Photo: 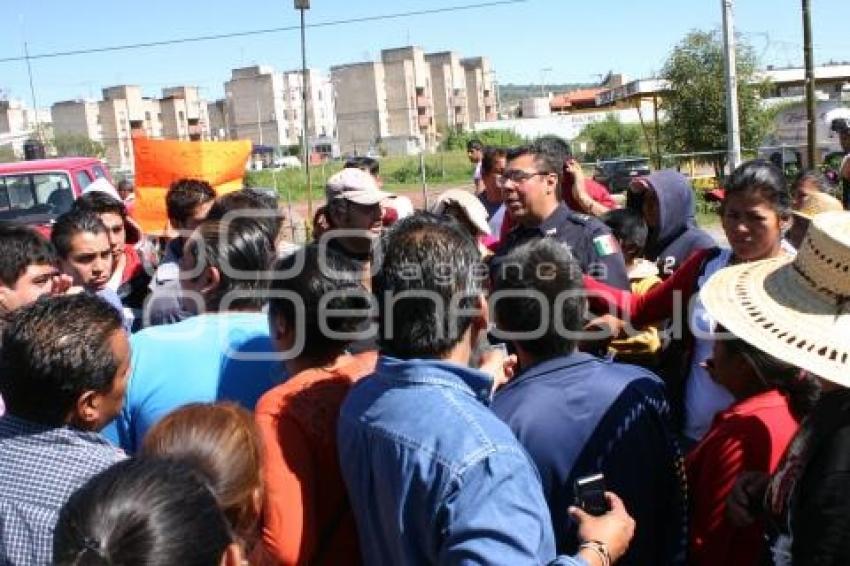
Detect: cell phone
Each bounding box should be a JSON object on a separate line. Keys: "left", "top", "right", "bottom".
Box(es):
{"left": 574, "top": 473, "right": 609, "bottom": 516}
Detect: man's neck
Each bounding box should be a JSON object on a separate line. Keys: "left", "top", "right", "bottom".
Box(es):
{"left": 285, "top": 349, "right": 349, "bottom": 377}
{"left": 521, "top": 201, "right": 559, "bottom": 228}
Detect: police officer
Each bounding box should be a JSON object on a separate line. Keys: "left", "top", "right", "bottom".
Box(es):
{"left": 492, "top": 143, "right": 630, "bottom": 290}
{"left": 832, "top": 118, "right": 850, "bottom": 209}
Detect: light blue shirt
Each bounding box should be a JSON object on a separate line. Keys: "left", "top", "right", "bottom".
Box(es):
{"left": 103, "top": 312, "right": 282, "bottom": 452}
{"left": 338, "top": 356, "right": 586, "bottom": 566}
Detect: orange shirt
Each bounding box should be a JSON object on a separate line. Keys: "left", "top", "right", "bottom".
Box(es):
{"left": 255, "top": 351, "right": 377, "bottom": 566}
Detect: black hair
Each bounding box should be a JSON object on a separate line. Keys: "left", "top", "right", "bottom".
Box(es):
{"left": 184, "top": 218, "right": 275, "bottom": 311}
{"left": 534, "top": 135, "right": 572, "bottom": 164}
{"left": 721, "top": 159, "right": 791, "bottom": 218}
{"left": 506, "top": 142, "right": 564, "bottom": 185}
{"left": 792, "top": 169, "right": 834, "bottom": 196}
{"left": 207, "top": 189, "right": 282, "bottom": 245}
{"left": 373, "top": 212, "right": 484, "bottom": 359}
{"left": 51, "top": 209, "right": 108, "bottom": 259}
{"left": 491, "top": 238, "right": 584, "bottom": 360}
{"left": 54, "top": 458, "right": 233, "bottom": 566}
{"left": 73, "top": 191, "right": 127, "bottom": 219}
{"left": 723, "top": 333, "right": 820, "bottom": 420}
{"left": 166, "top": 178, "right": 216, "bottom": 225}
{"left": 344, "top": 156, "right": 380, "bottom": 177}
{"left": 600, "top": 208, "right": 648, "bottom": 254}
{"left": 466, "top": 139, "right": 483, "bottom": 152}
{"left": 117, "top": 179, "right": 133, "bottom": 191}
{"left": 0, "top": 224, "right": 57, "bottom": 287}
{"left": 480, "top": 147, "right": 507, "bottom": 176}
{"left": 0, "top": 294, "right": 123, "bottom": 425}
{"left": 268, "top": 244, "right": 370, "bottom": 361}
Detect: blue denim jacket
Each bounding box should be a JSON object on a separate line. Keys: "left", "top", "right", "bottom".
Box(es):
{"left": 338, "top": 356, "right": 585, "bottom": 565}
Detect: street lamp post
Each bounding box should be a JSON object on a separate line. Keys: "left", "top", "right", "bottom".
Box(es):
{"left": 295, "top": 0, "right": 312, "bottom": 220}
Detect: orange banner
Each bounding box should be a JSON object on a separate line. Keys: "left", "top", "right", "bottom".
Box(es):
{"left": 131, "top": 138, "right": 252, "bottom": 234}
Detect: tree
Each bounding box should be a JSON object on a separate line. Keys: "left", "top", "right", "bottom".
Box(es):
{"left": 576, "top": 115, "right": 645, "bottom": 160}
{"left": 50, "top": 134, "right": 105, "bottom": 158}
{"left": 440, "top": 127, "right": 525, "bottom": 151}
{"left": 661, "top": 30, "right": 771, "bottom": 176}
{"left": 0, "top": 145, "right": 17, "bottom": 163}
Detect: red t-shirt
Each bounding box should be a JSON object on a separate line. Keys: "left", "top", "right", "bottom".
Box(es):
{"left": 563, "top": 178, "right": 619, "bottom": 211}
{"left": 254, "top": 351, "right": 378, "bottom": 566}
{"left": 685, "top": 389, "right": 800, "bottom": 566}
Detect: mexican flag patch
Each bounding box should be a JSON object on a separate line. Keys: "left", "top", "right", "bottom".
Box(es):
{"left": 592, "top": 234, "right": 619, "bottom": 257}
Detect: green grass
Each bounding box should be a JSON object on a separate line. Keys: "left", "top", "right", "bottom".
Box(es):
{"left": 245, "top": 151, "right": 476, "bottom": 203}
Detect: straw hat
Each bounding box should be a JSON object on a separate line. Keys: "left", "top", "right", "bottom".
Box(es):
{"left": 700, "top": 211, "right": 850, "bottom": 387}
{"left": 793, "top": 191, "right": 843, "bottom": 220}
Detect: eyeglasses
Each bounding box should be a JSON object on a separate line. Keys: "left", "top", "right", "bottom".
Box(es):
{"left": 497, "top": 169, "right": 550, "bottom": 188}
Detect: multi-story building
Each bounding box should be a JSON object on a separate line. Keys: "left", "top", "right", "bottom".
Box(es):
{"left": 0, "top": 99, "right": 50, "bottom": 156}
{"left": 51, "top": 84, "right": 210, "bottom": 172}
{"left": 207, "top": 99, "right": 229, "bottom": 140}
{"left": 330, "top": 62, "right": 390, "bottom": 156}
{"left": 425, "top": 51, "right": 469, "bottom": 132}
{"left": 224, "top": 66, "right": 289, "bottom": 147}
{"left": 160, "top": 86, "right": 209, "bottom": 141}
{"left": 282, "top": 69, "right": 337, "bottom": 156}
{"left": 331, "top": 47, "right": 496, "bottom": 156}
{"left": 220, "top": 65, "right": 337, "bottom": 158}
{"left": 381, "top": 46, "right": 437, "bottom": 152}
{"left": 461, "top": 57, "right": 497, "bottom": 123}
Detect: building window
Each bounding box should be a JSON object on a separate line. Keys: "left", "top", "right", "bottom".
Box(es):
{"left": 178, "top": 111, "right": 185, "bottom": 122}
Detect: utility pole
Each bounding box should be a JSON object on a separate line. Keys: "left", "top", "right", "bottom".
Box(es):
{"left": 23, "top": 42, "right": 41, "bottom": 143}
{"left": 802, "top": 0, "right": 817, "bottom": 167}
{"left": 721, "top": 0, "right": 742, "bottom": 172}
{"left": 295, "top": 0, "right": 312, "bottom": 218}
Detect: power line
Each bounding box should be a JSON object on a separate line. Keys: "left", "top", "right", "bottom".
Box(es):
{"left": 0, "top": 0, "right": 527, "bottom": 64}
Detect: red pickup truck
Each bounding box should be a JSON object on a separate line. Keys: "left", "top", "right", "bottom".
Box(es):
{"left": 0, "top": 157, "right": 113, "bottom": 230}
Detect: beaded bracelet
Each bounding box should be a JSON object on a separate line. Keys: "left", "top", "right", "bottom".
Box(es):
{"left": 578, "top": 540, "right": 611, "bottom": 566}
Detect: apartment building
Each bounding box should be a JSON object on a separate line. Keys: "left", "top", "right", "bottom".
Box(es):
{"left": 461, "top": 57, "right": 497, "bottom": 123}
{"left": 331, "top": 47, "right": 495, "bottom": 156}
{"left": 425, "top": 51, "right": 469, "bottom": 131}
{"left": 0, "top": 99, "right": 49, "bottom": 156}
{"left": 160, "top": 86, "right": 209, "bottom": 141}
{"left": 331, "top": 62, "right": 390, "bottom": 156}
{"left": 51, "top": 85, "right": 210, "bottom": 172}
{"left": 224, "top": 66, "right": 289, "bottom": 146}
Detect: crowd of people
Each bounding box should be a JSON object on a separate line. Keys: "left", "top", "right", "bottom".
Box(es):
{"left": 1, "top": 136, "right": 850, "bottom": 566}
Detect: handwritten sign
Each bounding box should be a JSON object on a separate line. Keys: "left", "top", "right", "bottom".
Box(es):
{"left": 131, "top": 138, "right": 252, "bottom": 234}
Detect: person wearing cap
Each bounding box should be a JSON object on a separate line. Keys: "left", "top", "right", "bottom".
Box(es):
{"left": 702, "top": 211, "right": 850, "bottom": 564}
{"left": 322, "top": 168, "right": 392, "bottom": 279}
{"left": 430, "top": 188, "right": 493, "bottom": 258}
{"left": 787, "top": 189, "right": 843, "bottom": 249}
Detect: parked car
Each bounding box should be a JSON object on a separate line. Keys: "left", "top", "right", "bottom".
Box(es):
{"left": 592, "top": 157, "right": 651, "bottom": 193}
{"left": 0, "top": 157, "right": 113, "bottom": 230}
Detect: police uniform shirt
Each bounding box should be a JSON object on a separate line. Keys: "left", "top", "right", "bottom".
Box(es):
{"left": 493, "top": 203, "right": 630, "bottom": 290}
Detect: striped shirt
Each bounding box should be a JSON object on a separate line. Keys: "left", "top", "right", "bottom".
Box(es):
{"left": 0, "top": 415, "right": 125, "bottom": 565}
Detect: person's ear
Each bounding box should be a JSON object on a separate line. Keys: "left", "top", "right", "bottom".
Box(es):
{"left": 198, "top": 266, "right": 221, "bottom": 297}
{"left": 0, "top": 285, "right": 13, "bottom": 313}
{"left": 219, "top": 542, "right": 244, "bottom": 566}
{"left": 73, "top": 390, "right": 101, "bottom": 430}
{"left": 473, "top": 293, "right": 489, "bottom": 334}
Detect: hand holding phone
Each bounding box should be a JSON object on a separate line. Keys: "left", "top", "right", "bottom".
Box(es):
{"left": 574, "top": 474, "right": 610, "bottom": 516}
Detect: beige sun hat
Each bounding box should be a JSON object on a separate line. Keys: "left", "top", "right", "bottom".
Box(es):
{"left": 700, "top": 211, "right": 850, "bottom": 386}
{"left": 793, "top": 191, "right": 843, "bottom": 220}
{"left": 430, "top": 189, "right": 492, "bottom": 236}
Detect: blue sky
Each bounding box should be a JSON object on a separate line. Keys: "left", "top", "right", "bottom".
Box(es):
{"left": 1, "top": 0, "right": 847, "bottom": 108}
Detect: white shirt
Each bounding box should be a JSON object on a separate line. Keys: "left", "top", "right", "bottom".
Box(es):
{"left": 683, "top": 249, "right": 736, "bottom": 441}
